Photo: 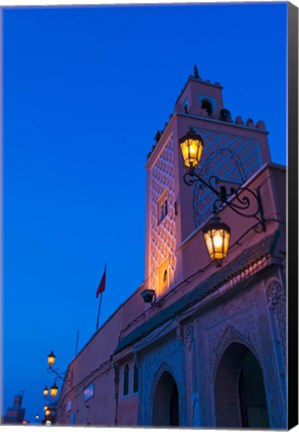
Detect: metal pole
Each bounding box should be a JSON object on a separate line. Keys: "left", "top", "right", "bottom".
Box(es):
{"left": 96, "top": 293, "right": 103, "bottom": 331}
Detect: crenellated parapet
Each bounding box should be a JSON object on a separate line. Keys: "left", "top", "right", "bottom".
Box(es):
{"left": 147, "top": 66, "right": 267, "bottom": 160}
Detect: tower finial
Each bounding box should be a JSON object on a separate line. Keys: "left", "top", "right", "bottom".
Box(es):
{"left": 193, "top": 64, "right": 199, "bottom": 79}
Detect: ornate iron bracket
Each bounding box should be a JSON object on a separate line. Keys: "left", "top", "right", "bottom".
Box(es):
{"left": 47, "top": 366, "right": 73, "bottom": 384}
{"left": 183, "top": 170, "right": 266, "bottom": 232}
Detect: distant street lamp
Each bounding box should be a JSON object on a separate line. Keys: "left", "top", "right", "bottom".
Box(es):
{"left": 179, "top": 127, "right": 266, "bottom": 266}
{"left": 41, "top": 350, "right": 72, "bottom": 424}
{"left": 49, "top": 382, "right": 59, "bottom": 399}
{"left": 46, "top": 350, "right": 73, "bottom": 382}
{"left": 43, "top": 350, "right": 73, "bottom": 402}
{"left": 47, "top": 351, "right": 56, "bottom": 368}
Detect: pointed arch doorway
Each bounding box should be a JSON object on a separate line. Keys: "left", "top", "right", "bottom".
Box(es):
{"left": 215, "top": 342, "right": 270, "bottom": 428}
{"left": 152, "top": 371, "right": 179, "bottom": 426}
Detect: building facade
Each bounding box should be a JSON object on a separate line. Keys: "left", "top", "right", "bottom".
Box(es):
{"left": 56, "top": 69, "right": 286, "bottom": 429}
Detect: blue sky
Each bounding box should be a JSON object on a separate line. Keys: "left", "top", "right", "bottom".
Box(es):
{"left": 3, "top": 2, "right": 287, "bottom": 423}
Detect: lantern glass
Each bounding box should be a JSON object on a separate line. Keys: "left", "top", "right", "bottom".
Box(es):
{"left": 43, "top": 387, "right": 49, "bottom": 397}
{"left": 47, "top": 350, "right": 56, "bottom": 368}
{"left": 50, "top": 383, "right": 58, "bottom": 399}
{"left": 44, "top": 405, "right": 48, "bottom": 412}
{"left": 179, "top": 129, "right": 204, "bottom": 169}
{"left": 45, "top": 409, "right": 51, "bottom": 416}
{"left": 203, "top": 216, "right": 231, "bottom": 266}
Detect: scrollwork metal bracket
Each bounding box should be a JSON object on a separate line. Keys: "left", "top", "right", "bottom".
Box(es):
{"left": 47, "top": 366, "right": 73, "bottom": 384}
{"left": 183, "top": 170, "right": 266, "bottom": 232}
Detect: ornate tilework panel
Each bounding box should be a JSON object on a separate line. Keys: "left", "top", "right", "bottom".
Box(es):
{"left": 193, "top": 129, "right": 263, "bottom": 227}
{"left": 149, "top": 137, "right": 176, "bottom": 292}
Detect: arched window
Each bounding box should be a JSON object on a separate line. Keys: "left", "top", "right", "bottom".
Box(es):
{"left": 123, "top": 364, "right": 130, "bottom": 396}
{"left": 201, "top": 99, "right": 213, "bottom": 115}
{"left": 163, "top": 269, "right": 168, "bottom": 282}
{"left": 133, "top": 364, "right": 139, "bottom": 393}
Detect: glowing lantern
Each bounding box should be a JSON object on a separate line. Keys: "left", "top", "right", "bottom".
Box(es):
{"left": 50, "top": 383, "right": 58, "bottom": 399}
{"left": 203, "top": 215, "right": 231, "bottom": 267}
{"left": 179, "top": 128, "right": 204, "bottom": 169}
{"left": 43, "top": 387, "right": 49, "bottom": 397}
{"left": 47, "top": 350, "right": 56, "bottom": 368}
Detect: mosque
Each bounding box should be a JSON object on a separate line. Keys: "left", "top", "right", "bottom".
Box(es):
{"left": 55, "top": 67, "right": 286, "bottom": 429}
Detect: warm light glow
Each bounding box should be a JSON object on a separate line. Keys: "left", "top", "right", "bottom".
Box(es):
{"left": 43, "top": 386, "right": 49, "bottom": 397}
{"left": 44, "top": 405, "right": 49, "bottom": 411}
{"left": 203, "top": 216, "right": 231, "bottom": 266}
{"left": 50, "top": 383, "right": 58, "bottom": 398}
{"left": 45, "top": 409, "right": 51, "bottom": 416}
{"left": 35, "top": 414, "right": 39, "bottom": 420}
{"left": 47, "top": 350, "right": 56, "bottom": 368}
{"left": 158, "top": 260, "right": 170, "bottom": 297}
{"left": 213, "top": 233, "right": 223, "bottom": 249}
{"left": 179, "top": 128, "right": 204, "bottom": 169}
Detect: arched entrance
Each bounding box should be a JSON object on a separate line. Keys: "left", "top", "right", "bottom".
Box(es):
{"left": 215, "top": 342, "right": 269, "bottom": 428}
{"left": 153, "top": 371, "right": 179, "bottom": 426}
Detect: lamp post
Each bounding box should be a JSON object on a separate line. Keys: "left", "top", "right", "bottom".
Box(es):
{"left": 43, "top": 351, "right": 63, "bottom": 403}
{"left": 41, "top": 350, "right": 72, "bottom": 424}
{"left": 179, "top": 127, "right": 266, "bottom": 266}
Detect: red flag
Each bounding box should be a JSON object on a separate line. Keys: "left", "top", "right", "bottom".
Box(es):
{"left": 96, "top": 265, "right": 106, "bottom": 297}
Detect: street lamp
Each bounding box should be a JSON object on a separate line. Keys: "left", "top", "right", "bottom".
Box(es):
{"left": 47, "top": 350, "right": 73, "bottom": 383}
{"left": 41, "top": 350, "right": 67, "bottom": 424}
{"left": 203, "top": 215, "right": 231, "bottom": 267}
{"left": 43, "top": 350, "right": 73, "bottom": 406}
{"left": 49, "top": 382, "right": 59, "bottom": 399}
{"left": 179, "top": 127, "right": 266, "bottom": 266}
{"left": 47, "top": 350, "right": 56, "bottom": 368}
{"left": 179, "top": 128, "right": 204, "bottom": 169}
{"left": 42, "top": 401, "right": 57, "bottom": 424}
{"left": 43, "top": 383, "right": 58, "bottom": 398}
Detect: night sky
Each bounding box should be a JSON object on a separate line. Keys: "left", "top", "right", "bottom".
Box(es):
{"left": 3, "top": 2, "right": 287, "bottom": 423}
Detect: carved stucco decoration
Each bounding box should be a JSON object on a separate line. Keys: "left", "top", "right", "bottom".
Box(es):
{"left": 149, "top": 136, "right": 176, "bottom": 291}
{"left": 266, "top": 280, "right": 286, "bottom": 309}
{"left": 184, "top": 322, "right": 195, "bottom": 352}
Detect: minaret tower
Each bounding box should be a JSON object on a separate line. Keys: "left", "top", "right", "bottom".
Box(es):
{"left": 145, "top": 66, "right": 271, "bottom": 299}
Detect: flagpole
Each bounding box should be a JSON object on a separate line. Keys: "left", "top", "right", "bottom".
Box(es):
{"left": 96, "top": 292, "right": 103, "bottom": 331}
{"left": 74, "top": 330, "right": 80, "bottom": 356}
